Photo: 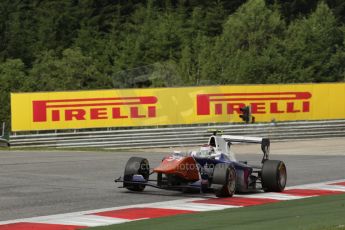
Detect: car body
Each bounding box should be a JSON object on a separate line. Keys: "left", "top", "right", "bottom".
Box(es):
{"left": 115, "top": 132, "right": 287, "bottom": 197}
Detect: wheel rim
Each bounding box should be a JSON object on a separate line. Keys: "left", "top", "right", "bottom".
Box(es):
{"left": 139, "top": 160, "right": 150, "bottom": 180}
{"left": 278, "top": 163, "right": 287, "bottom": 188}
{"left": 227, "top": 167, "right": 236, "bottom": 194}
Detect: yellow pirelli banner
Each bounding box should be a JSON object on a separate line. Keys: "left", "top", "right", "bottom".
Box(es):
{"left": 11, "top": 83, "right": 345, "bottom": 131}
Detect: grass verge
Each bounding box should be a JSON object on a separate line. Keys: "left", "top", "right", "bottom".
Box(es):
{"left": 89, "top": 194, "right": 345, "bottom": 230}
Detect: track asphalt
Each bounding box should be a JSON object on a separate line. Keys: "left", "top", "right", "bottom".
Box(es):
{"left": 0, "top": 137, "right": 344, "bottom": 222}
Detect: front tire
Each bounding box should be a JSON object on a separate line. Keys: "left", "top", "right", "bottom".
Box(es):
{"left": 123, "top": 157, "right": 150, "bottom": 192}
{"left": 261, "top": 160, "right": 287, "bottom": 192}
{"left": 212, "top": 163, "right": 236, "bottom": 197}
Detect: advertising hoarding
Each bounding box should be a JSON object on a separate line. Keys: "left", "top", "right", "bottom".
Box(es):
{"left": 11, "top": 83, "right": 345, "bottom": 131}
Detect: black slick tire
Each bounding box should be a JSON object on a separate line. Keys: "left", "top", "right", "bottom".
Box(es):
{"left": 123, "top": 157, "right": 150, "bottom": 192}
{"left": 212, "top": 163, "right": 236, "bottom": 197}
{"left": 261, "top": 160, "right": 287, "bottom": 192}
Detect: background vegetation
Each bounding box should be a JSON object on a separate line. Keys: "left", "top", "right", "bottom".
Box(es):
{"left": 1, "top": 0, "right": 345, "bottom": 129}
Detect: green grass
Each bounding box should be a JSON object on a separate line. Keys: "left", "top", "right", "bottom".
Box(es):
{"left": 89, "top": 194, "right": 345, "bottom": 230}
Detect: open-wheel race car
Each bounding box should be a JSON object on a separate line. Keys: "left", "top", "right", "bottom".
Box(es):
{"left": 115, "top": 131, "right": 287, "bottom": 197}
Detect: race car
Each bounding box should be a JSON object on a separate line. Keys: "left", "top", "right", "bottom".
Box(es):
{"left": 115, "top": 132, "right": 287, "bottom": 197}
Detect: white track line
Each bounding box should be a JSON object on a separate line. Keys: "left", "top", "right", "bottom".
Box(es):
{"left": 0, "top": 198, "right": 201, "bottom": 225}
{"left": 235, "top": 192, "right": 305, "bottom": 200}
{"left": 300, "top": 184, "right": 345, "bottom": 192}
{"left": 30, "top": 215, "right": 130, "bottom": 227}
{"left": 287, "top": 179, "right": 345, "bottom": 189}
{"left": 145, "top": 201, "right": 238, "bottom": 211}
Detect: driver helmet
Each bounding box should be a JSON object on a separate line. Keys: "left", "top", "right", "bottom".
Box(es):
{"left": 199, "top": 145, "right": 214, "bottom": 157}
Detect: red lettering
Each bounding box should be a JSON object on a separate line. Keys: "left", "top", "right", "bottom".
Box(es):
{"left": 227, "top": 103, "right": 246, "bottom": 114}
{"left": 32, "top": 101, "right": 47, "bottom": 122}
{"left": 130, "top": 107, "right": 145, "bottom": 118}
{"left": 148, "top": 106, "right": 156, "bottom": 117}
{"left": 52, "top": 110, "right": 60, "bottom": 121}
{"left": 90, "top": 108, "right": 108, "bottom": 120}
{"left": 32, "top": 96, "right": 157, "bottom": 122}
{"left": 250, "top": 103, "right": 266, "bottom": 114}
{"left": 303, "top": 101, "right": 310, "bottom": 112}
{"left": 287, "top": 102, "right": 300, "bottom": 113}
{"left": 270, "top": 103, "right": 284, "bottom": 113}
{"left": 196, "top": 92, "right": 312, "bottom": 116}
{"left": 197, "top": 94, "right": 211, "bottom": 115}
{"left": 65, "top": 109, "right": 86, "bottom": 121}
{"left": 112, "top": 108, "right": 128, "bottom": 119}
{"left": 215, "top": 104, "right": 223, "bottom": 115}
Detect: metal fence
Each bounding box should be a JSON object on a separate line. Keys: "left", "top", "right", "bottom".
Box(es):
{"left": 0, "top": 122, "right": 9, "bottom": 147}
{"left": 9, "top": 120, "right": 345, "bottom": 149}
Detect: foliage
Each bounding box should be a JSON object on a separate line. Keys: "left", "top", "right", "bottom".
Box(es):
{"left": 27, "top": 48, "right": 113, "bottom": 91}
{"left": 0, "top": 59, "right": 26, "bottom": 127}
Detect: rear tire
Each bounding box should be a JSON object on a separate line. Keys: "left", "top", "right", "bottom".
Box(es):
{"left": 261, "top": 160, "right": 287, "bottom": 192}
{"left": 212, "top": 163, "right": 236, "bottom": 197}
{"left": 123, "top": 157, "right": 150, "bottom": 192}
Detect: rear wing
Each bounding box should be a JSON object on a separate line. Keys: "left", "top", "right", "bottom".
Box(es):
{"left": 221, "top": 135, "right": 270, "bottom": 162}
{"left": 221, "top": 135, "right": 265, "bottom": 144}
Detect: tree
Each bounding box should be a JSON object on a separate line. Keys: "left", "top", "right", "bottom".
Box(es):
{"left": 266, "top": 0, "right": 319, "bottom": 22}
{"left": 209, "top": 0, "right": 286, "bottom": 84}
{"left": 33, "top": 0, "right": 81, "bottom": 53}
{"left": 326, "top": 0, "right": 345, "bottom": 24}
{"left": 282, "top": 2, "right": 344, "bottom": 82}
{"left": 1, "top": 1, "right": 37, "bottom": 66}
{"left": 27, "top": 48, "right": 113, "bottom": 91}
{"left": 0, "top": 59, "right": 26, "bottom": 129}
